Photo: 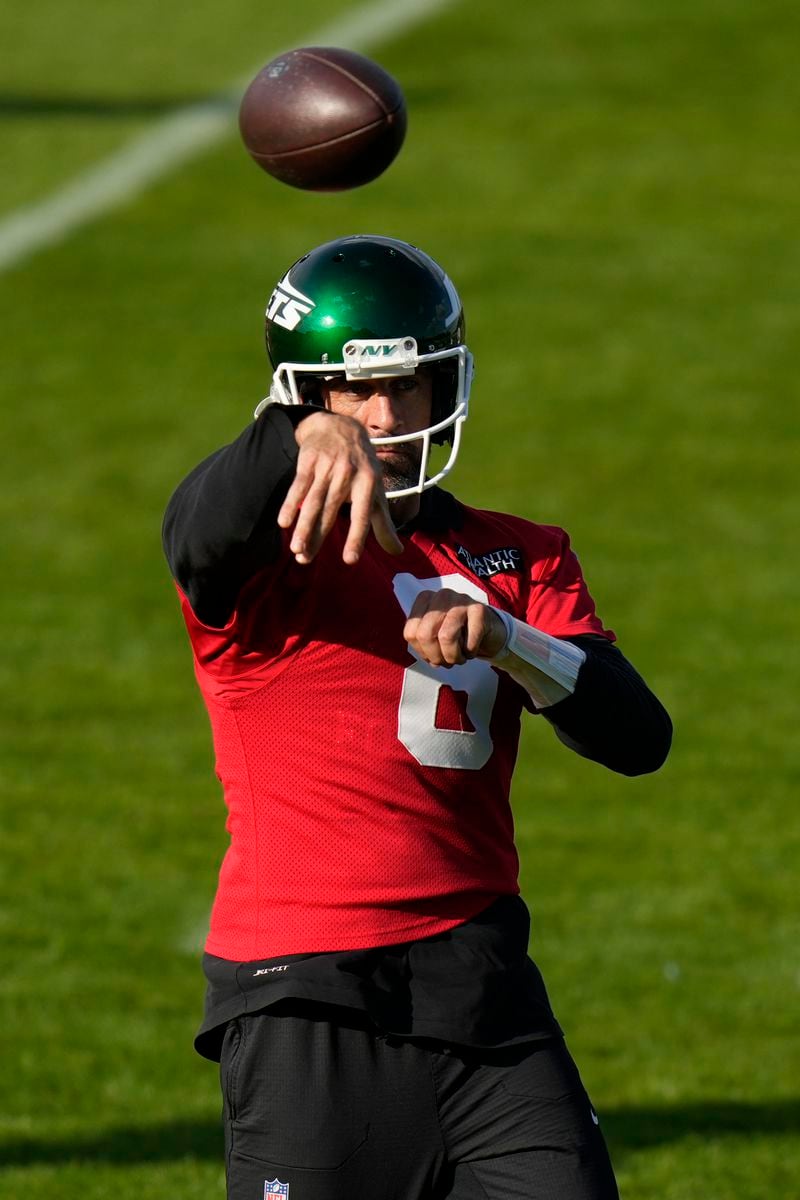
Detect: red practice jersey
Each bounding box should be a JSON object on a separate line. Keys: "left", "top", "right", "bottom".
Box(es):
{"left": 179, "top": 501, "right": 614, "bottom": 961}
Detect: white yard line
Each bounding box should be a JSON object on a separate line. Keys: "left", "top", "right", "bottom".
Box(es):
{"left": 0, "top": 0, "right": 459, "bottom": 274}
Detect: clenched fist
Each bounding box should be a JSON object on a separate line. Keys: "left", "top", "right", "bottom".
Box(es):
{"left": 403, "top": 588, "right": 507, "bottom": 667}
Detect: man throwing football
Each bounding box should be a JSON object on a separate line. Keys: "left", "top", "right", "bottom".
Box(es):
{"left": 164, "top": 234, "right": 672, "bottom": 1200}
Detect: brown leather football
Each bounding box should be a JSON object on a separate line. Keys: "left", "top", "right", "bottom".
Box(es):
{"left": 239, "top": 46, "right": 407, "bottom": 191}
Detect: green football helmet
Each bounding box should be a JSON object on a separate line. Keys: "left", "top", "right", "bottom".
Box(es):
{"left": 256, "top": 234, "right": 473, "bottom": 498}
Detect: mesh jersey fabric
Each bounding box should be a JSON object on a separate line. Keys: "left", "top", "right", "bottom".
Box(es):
{"left": 178, "top": 498, "right": 614, "bottom": 961}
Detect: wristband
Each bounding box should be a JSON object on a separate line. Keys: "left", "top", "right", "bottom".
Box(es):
{"left": 491, "top": 610, "right": 586, "bottom": 709}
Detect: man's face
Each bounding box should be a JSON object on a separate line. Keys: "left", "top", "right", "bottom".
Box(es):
{"left": 321, "top": 370, "right": 434, "bottom": 497}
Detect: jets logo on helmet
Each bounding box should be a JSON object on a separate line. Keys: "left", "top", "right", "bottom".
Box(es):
{"left": 256, "top": 235, "right": 474, "bottom": 499}
{"left": 266, "top": 276, "right": 316, "bottom": 331}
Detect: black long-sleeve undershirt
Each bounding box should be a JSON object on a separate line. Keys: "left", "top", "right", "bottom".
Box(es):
{"left": 542, "top": 636, "right": 671, "bottom": 776}
{"left": 163, "top": 406, "right": 672, "bottom": 777}
{"left": 163, "top": 405, "right": 311, "bottom": 627}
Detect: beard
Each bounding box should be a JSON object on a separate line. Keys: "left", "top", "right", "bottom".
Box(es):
{"left": 377, "top": 446, "right": 422, "bottom": 495}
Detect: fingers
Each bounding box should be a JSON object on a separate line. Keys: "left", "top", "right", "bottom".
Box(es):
{"left": 342, "top": 474, "right": 402, "bottom": 566}
{"left": 368, "top": 495, "right": 404, "bottom": 560}
{"left": 403, "top": 590, "right": 499, "bottom": 667}
{"left": 283, "top": 460, "right": 355, "bottom": 565}
{"left": 277, "top": 466, "right": 312, "bottom": 535}
{"left": 279, "top": 414, "right": 402, "bottom": 566}
{"left": 463, "top": 600, "right": 487, "bottom": 658}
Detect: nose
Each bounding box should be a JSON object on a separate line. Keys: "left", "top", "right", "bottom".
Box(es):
{"left": 365, "top": 387, "right": 404, "bottom": 436}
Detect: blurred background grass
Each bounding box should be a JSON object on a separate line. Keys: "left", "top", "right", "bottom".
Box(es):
{"left": 1, "top": 1, "right": 798, "bottom": 1196}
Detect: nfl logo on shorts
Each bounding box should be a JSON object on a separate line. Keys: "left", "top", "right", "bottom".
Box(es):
{"left": 264, "top": 1181, "right": 289, "bottom": 1200}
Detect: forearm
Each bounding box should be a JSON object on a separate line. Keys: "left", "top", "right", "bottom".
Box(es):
{"left": 162, "top": 406, "right": 308, "bottom": 625}
{"left": 487, "top": 613, "right": 671, "bottom": 776}
{"left": 542, "top": 636, "right": 672, "bottom": 777}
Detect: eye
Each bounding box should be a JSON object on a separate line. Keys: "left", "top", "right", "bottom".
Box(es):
{"left": 393, "top": 377, "right": 419, "bottom": 393}
{"left": 332, "top": 382, "right": 370, "bottom": 399}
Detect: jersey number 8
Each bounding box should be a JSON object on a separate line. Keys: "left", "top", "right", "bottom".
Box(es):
{"left": 392, "top": 573, "right": 499, "bottom": 771}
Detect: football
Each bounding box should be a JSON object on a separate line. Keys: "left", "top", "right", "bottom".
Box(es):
{"left": 238, "top": 46, "right": 407, "bottom": 191}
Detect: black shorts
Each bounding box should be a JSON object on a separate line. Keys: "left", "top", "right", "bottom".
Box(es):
{"left": 220, "top": 1002, "right": 618, "bottom": 1200}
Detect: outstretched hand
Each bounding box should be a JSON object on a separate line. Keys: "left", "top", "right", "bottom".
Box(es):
{"left": 278, "top": 412, "right": 404, "bottom": 565}
{"left": 403, "top": 588, "right": 507, "bottom": 667}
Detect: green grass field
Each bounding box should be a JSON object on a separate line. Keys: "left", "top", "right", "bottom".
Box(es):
{"left": 1, "top": 1, "right": 798, "bottom": 1196}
